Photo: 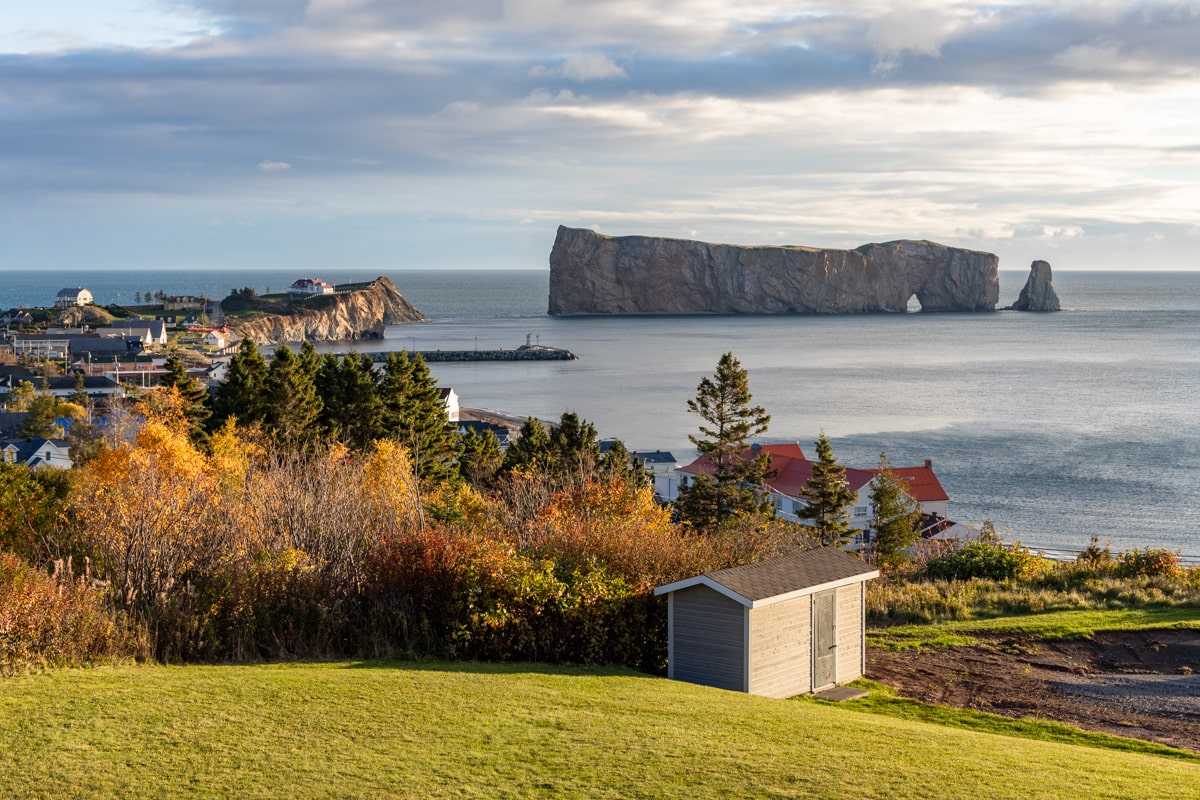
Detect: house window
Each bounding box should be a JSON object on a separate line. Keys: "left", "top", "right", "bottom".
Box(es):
{"left": 791, "top": 499, "right": 804, "bottom": 514}
{"left": 853, "top": 505, "right": 868, "bottom": 517}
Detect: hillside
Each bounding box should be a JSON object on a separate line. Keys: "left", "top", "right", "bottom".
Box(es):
{"left": 226, "top": 277, "right": 426, "bottom": 344}
{"left": 1, "top": 661, "right": 1197, "bottom": 799}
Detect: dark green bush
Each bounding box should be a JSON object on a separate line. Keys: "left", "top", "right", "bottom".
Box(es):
{"left": 924, "top": 541, "right": 1041, "bottom": 581}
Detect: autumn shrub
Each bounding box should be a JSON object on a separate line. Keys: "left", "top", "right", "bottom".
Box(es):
{"left": 924, "top": 541, "right": 1046, "bottom": 582}
{"left": 1116, "top": 547, "right": 1184, "bottom": 579}
{"left": 0, "top": 552, "right": 148, "bottom": 674}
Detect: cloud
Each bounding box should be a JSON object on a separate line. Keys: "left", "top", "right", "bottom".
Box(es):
{"left": 530, "top": 53, "right": 627, "bottom": 81}
{"left": 258, "top": 160, "right": 292, "bottom": 171}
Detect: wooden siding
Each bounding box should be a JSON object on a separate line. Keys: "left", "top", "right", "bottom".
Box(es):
{"left": 834, "top": 584, "right": 864, "bottom": 682}
{"left": 669, "top": 585, "right": 746, "bottom": 691}
{"left": 746, "top": 594, "right": 812, "bottom": 698}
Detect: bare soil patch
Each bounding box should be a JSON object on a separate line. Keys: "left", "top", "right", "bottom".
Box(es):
{"left": 868, "top": 630, "right": 1200, "bottom": 752}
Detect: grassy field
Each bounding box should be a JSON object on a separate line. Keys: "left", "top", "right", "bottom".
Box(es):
{"left": 3, "top": 660, "right": 1199, "bottom": 799}
{"left": 869, "top": 606, "right": 1200, "bottom": 650}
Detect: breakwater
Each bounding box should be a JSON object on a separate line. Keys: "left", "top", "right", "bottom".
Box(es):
{"left": 368, "top": 344, "right": 577, "bottom": 363}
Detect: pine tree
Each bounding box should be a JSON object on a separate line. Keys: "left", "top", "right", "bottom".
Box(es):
{"left": 458, "top": 426, "right": 504, "bottom": 487}
{"left": 869, "top": 452, "right": 923, "bottom": 567}
{"left": 263, "top": 346, "right": 322, "bottom": 449}
{"left": 502, "top": 417, "right": 552, "bottom": 473}
{"left": 19, "top": 394, "right": 63, "bottom": 438}
{"left": 675, "top": 352, "right": 773, "bottom": 530}
{"left": 69, "top": 371, "right": 91, "bottom": 410}
{"left": 388, "top": 352, "right": 460, "bottom": 482}
{"left": 797, "top": 432, "right": 858, "bottom": 546}
{"left": 549, "top": 410, "right": 600, "bottom": 469}
{"left": 210, "top": 338, "right": 269, "bottom": 430}
{"left": 328, "top": 353, "right": 383, "bottom": 449}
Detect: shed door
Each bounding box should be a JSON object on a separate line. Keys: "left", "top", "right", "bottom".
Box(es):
{"left": 813, "top": 590, "right": 837, "bottom": 689}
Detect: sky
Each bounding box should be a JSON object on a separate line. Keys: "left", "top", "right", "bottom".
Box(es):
{"left": 2, "top": 1, "right": 1199, "bottom": 271}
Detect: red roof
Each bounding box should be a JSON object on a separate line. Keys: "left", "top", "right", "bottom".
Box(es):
{"left": 679, "top": 445, "right": 948, "bottom": 503}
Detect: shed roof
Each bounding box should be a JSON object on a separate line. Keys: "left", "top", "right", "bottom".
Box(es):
{"left": 655, "top": 547, "right": 878, "bottom": 608}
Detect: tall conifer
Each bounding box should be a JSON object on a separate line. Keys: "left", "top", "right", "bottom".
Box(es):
{"left": 797, "top": 432, "right": 857, "bottom": 546}
{"left": 675, "top": 352, "right": 773, "bottom": 530}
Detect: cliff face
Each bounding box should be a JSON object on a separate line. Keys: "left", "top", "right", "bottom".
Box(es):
{"left": 1008, "top": 260, "right": 1061, "bottom": 312}
{"left": 548, "top": 227, "right": 999, "bottom": 314}
{"left": 229, "top": 277, "right": 425, "bottom": 345}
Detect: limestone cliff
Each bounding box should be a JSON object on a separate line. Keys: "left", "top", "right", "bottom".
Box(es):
{"left": 548, "top": 226, "right": 999, "bottom": 314}
{"left": 229, "top": 277, "right": 425, "bottom": 345}
{"left": 1008, "top": 260, "right": 1061, "bottom": 312}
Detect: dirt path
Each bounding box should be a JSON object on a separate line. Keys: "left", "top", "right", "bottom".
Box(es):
{"left": 868, "top": 630, "right": 1200, "bottom": 753}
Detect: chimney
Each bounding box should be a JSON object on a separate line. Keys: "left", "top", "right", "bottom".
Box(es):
{"left": 924, "top": 459, "right": 932, "bottom": 469}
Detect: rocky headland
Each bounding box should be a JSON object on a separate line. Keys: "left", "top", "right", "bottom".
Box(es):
{"left": 1007, "top": 260, "right": 1061, "bottom": 312}
{"left": 229, "top": 277, "right": 425, "bottom": 345}
{"left": 548, "top": 226, "right": 999, "bottom": 315}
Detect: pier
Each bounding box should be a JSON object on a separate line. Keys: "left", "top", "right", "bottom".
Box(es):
{"left": 367, "top": 344, "right": 577, "bottom": 363}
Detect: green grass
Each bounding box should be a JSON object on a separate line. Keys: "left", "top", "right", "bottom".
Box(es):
{"left": 870, "top": 606, "right": 1200, "bottom": 650}
{"left": 3, "top": 661, "right": 1200, "bottom": 799}
{"left": 810, "top": 679, "right": 1200, "bottom": 763}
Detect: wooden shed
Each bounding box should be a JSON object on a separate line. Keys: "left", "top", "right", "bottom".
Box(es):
{"left": 654, "top": 548, "right": 879, "bottom": 698}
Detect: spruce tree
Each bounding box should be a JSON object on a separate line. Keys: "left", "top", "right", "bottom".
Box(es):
{"left": 19, "top": 394, "right": 62, "bottom": 438}
{"left": 797, "top": 432, "right": 858, "bottom": 546}
{"left": 458, "top": 426, "right": 504, "bottom": 487}
{"left": 334, "top": 353, "right": 384, "bottom": 449}
{"left": 392, "top": 353, "right": 461, "bottom": 482}
{"left": 502, "top": 417, "right": 552, "bottom": 473}
{"left": 549, "top": 410, "right": 600, "bottom": 469}
{"left": 675, "top": 352, "right": 773, "bottom": 530}
{"left": 263, "top": 346, "right": 323, "bottom": 449}
{"left": 211, "top": 338, "right": 269, "bottom": 430}
{"left": 869, "top": 453, "right": 923, "bottom": 567}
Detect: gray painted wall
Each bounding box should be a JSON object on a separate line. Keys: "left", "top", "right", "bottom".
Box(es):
{"left": 669, "top": 585, "right": 746, "bottom": 691}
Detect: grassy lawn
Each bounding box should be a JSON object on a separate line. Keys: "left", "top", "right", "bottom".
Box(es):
{"left": 3, "top": 660, "right": 1199, "bottom": 799}
{"left": 870, "top": 606, "right": 1200, "bottom": 650}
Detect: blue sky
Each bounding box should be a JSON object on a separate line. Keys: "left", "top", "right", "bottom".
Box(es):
{"left": 3, "top": 1, "right": 1199, "bottom": 270}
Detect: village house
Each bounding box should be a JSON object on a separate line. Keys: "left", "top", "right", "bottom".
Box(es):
{"left": 289, "top": 278, "right": 335, "bottom": 295}
{"left": 163, "top": 295, "right": 206, "bottom": 311}
{"left": 55, "top": 287, "right": 93, "bottom": 308}
{"left": 105, "top": 320, "right": 169, "bottom": 347}
{"left": 202, "top": 329, "right": 228, "bottom": 349}
{"left": 1, "top": 437, "right": 73, "bottom": 470}
{"left": 668, "top": 443, "right": 964, "bottom": 544}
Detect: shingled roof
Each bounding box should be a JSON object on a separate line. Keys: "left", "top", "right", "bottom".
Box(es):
{"left": 655, "top": 547, "right": 878, "bottom": 608}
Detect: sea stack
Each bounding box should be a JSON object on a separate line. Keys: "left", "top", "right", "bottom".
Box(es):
{"left": 1008, "top": 260, "right": 1061, "bottom": 312}
{"left": 547, "top": 226, "right": 999, "bottom": 315}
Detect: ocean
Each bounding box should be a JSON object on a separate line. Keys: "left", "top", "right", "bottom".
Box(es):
{"left": 5, "top": 267, "right": 1199, "bottom": 558}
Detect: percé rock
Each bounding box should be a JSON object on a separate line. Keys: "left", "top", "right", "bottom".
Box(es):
{"left": 229, "top": 277, "right": 425, "bottom": 345}
{"left": 548, "top": 227, "right": 999, "bottom": 314}
{"left": 1008, "top": 260, "right": 1061, "bottom": 312}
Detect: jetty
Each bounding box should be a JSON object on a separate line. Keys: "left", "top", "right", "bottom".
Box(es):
{"left": 367, "top": 343, "right": 577, "bottom": 364}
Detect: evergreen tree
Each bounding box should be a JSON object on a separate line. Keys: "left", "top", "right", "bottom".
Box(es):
{"left": 797, "top": 432, "right": 858, "bottom": 546}
{"left": 326, "top": 353, "right": 383, "bottom": 449}
{"left": 297, "top": 341, "right": 322, "bottom": 385}
{"left": 263, "top": 346, "right": 322, "bottom": 449}
{"left": 69, "top": 371, "right": 91, "bottom": 410}
{"left": 549, "top": 410, "right": 600, "bottom": 469}
{"left": 159, "top": 355, "right": 212, "bottom": 443}
{"left": 19, "top": 394, "right": 63, "bottom": 438}
{"left": 457, "top": 426, "right": 504, "bottom": 487}
{"left": 675, "top": 352, "right": 773, "bottom": 530}
{"left": 502, "top": 417, "right": 552, "bottom": 473}
{"left": 211, "top": 338, "right": 269, "bottom": 430}
{"left": 869, "top": 453, "right": 923, "bottom": 567}
{"left": 378, "top": 352, "right": 460, "bottom": 482}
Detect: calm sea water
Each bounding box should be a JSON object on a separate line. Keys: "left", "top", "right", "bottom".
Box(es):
{"left": 4, "top": 268, "right": 1199, "bottom": 557}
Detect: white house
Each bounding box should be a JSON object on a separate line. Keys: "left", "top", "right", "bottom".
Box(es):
{"left": 55, "top": 287, "right": 93, "bottom": 308}
{"left": 630, "top": 450, "right": 681, "bottom": 499}
{"left": 202, "top": 330, "right": 228, "bottom": 349}
{"left": 671, "top": 443, "right": 965, "bottom": 544}
{"left": 289, "top": 278, "right": 335, "bottom": 295}
{"left": 106, "top": 320, "right": 168, "bottom": 347}
{"left": 1, "top": 437, "right": 73, "bottom": 470}
{"left": 439, "top": 387, "right": 460, "bottom": 422}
